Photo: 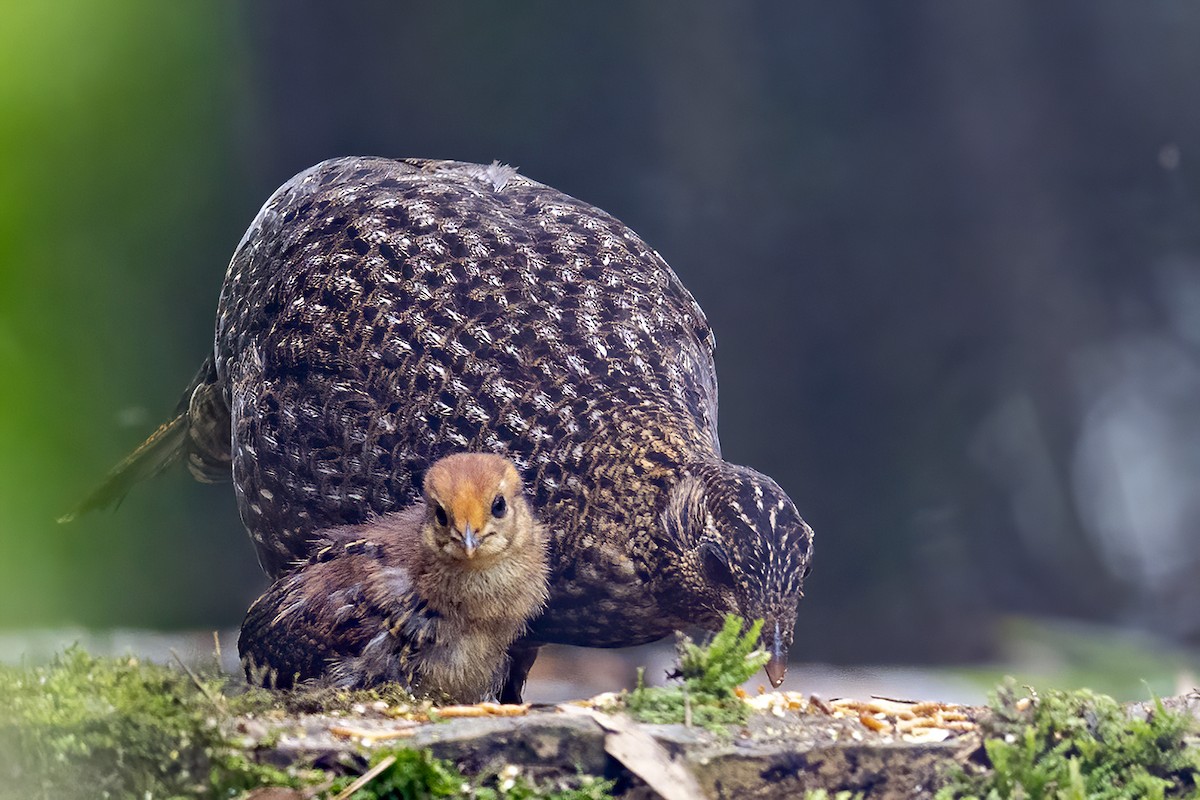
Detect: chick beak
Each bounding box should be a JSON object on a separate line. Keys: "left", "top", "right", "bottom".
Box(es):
{"left": 461, "top": 525, "right": 479, "bottom": 559}
{"left": 763, "top": 619, "right": 788, "bottom": 688}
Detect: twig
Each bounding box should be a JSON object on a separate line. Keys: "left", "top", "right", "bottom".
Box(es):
{"left": 170, "top": 648, "right": 222, "bottom": 708}
{"left": 332, "top": 754, "right": 397, "bottom": 800}
{"left": 683, "top": 685, "right": 693, "bottom": 728}
{"left": 435, "top": 702, "right": 530, "bottom": 718}
{"left": 212, "top": 630, "right": 222, "bottom": 665}
{"left": 329, "top": 725, "right": 417, "bottom": 742}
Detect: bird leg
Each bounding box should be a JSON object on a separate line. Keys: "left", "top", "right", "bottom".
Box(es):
{"left": 499, "top": 644, "right": 541, "bottom": 703}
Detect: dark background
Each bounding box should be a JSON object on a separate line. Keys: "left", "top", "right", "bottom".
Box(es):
{"left": 5, "top": 2, "right": 1200, "bottom": 671}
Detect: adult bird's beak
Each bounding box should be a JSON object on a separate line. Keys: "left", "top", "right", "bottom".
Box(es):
{"left": 763, "top": 618, "right": 788, "bottom": 688}
{"left": 461, "top": 525, "right": 479, "bottom": 558}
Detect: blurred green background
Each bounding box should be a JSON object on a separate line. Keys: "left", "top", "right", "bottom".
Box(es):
{"left": 5, "top": 2, "right": 1200, "bottom": 698}
{"left": 0, "top": 2, "right": 258, "bottom": 627}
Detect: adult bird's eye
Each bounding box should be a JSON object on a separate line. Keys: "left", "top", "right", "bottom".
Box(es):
{"left": 491, "top": 494, "right": 507, "bottom": 518}
{"left": 702, "top": 547, "right": 736, "bottom": 589}
{"left": 434, "top": 504, "right": 448, "bottom": 527}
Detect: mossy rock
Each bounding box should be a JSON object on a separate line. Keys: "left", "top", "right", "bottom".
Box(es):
{"left": 4, "top": 634, "right": 1200, "bottom": 798}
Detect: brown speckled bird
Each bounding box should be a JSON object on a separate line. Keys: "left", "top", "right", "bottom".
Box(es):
{"left": 73, "top": 156, "right": 814, "bottom": 699}
{"left": 239, "top": 452, "right": 548, "bottom": 700}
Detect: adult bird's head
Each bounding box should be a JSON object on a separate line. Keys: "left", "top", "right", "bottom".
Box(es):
{"left": 660, "top": 460, "right": 814, "bottom": 687}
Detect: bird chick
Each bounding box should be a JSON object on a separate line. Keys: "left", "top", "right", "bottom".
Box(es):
{"left": 238, "top": 452, "right": 548, "bottom": 702}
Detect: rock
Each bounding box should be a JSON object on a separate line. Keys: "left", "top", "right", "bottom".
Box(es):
{"left": 232, "top": 699, "right": 981, "bottom": 799}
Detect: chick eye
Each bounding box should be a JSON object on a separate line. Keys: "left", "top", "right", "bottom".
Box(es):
{"left": 702, "top": 547, "right": 736, "bottom": 589}
{"left": 434, "top": 504, "right": 448, "bottom": 527}
{"left": 491, "top": 494, "right": 507, "bottom": 518}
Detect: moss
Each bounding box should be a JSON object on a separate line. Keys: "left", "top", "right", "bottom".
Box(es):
{"left": 235, "top": 659, "right": 426, "bottom": 718}
{"left": 0, "top": 646, "right": 616, "bottom": 799}
{"left": 624, "top": 614, "right": 769, "bottom": 732}
{"left": 938, "top": 680, "right": 1200, "bottom": 799}
{"left": 0, "top": 645, "right": 300, "bottom": 799}
{"left": 327, "top": 749, "right": 463, "bottom": 798}
{"left": 229, "top": 682, "right": 424, "bottom": 718}
{"left": 18, "top": 637, "right": 1200, "bottom": 799}
{"left": 324, "top": 750, "right": 614, "bottom": 799}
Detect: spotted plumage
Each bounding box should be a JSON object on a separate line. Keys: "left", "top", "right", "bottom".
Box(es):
{"left": 239, "top": 452, "right": 548, "bottom": 700}
{"left": 75, "top": 156, "right": 814, "bottom": 697}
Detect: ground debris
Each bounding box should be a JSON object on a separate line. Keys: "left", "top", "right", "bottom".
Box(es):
{"left": 231, "top": 690, "right": 975, "bottom": 799}
{"left": 15, "top": 642, "right": 1196, "bottom": 798}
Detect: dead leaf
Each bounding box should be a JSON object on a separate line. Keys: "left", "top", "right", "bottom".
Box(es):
{"left": 562, "top": 706, "right": 705, "bottom": 800}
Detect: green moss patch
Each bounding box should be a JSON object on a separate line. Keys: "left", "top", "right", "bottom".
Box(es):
{"left": 939, "top": 681, "right": 1200, "bottom": 799}
{"left": 0, "top": 645, "right": 298, "bottom": 799}
{"left": 324, "top": 750, "right": 613, "bottom": 800}
{"left": 0, "top": 647, "right": 613, "bottom": 799}
{"left": 624, "top": 615, "right": 769, "bottom": 731}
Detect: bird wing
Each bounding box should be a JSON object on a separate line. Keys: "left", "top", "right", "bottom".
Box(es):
{"left": 238, "top": 537, "right": 428, "bottom": 689}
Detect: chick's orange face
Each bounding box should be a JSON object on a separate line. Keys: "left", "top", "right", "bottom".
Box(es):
{"left": 423, "top": 453, "right": 524, "bottom": 563}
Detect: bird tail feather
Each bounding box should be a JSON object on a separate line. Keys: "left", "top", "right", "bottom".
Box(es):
{"left": 59, "top": 357, "right": 231, "bottom": 522}
{"left": 58, "top": 413, "right": 190, "bottom": 522}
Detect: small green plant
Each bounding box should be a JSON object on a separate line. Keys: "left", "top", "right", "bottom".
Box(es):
{"left": 938, "top": 680, "right": 1200, "bottom": 799}
{"left": 624, "top": 614, "right": 769, "bottom": 731}
{"left": 327, "top": 749, "right": 464, "bottom": 798}
{"left": 325, "top": 750, "right": 615, "bottom": 799}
